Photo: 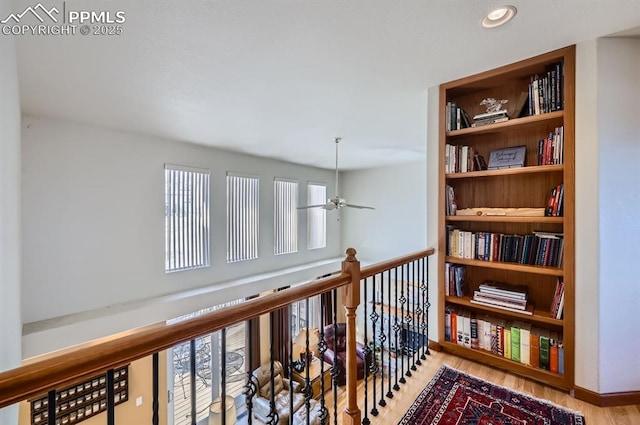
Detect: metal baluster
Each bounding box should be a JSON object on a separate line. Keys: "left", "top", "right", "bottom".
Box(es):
{"left": 403, "top": 264, "right": 412, "bottom": 378}
{"left": 392, "top": 266, "right": 401, "bottom": 390}
{"left": 318, "top": 294, "right": 329, "bottom": 425}
{"left": 378, "top": 272, "right": 387, "bottom": 407}
{"left": 107, "top": 369, "right": 115, "bottom": 425}
{"left": 399, "top": 264, "right": 407, "bottom": 384}
{"left": 411, "top": 261, "right": 418, "bottom": 371}
{"left": 369, "top": 276, "right": 379, "bottom": 417}
{"left": 221, "top": 329, "right": 227, "bottom": 425}
{"left": 332, "top": 289, "right": 339, "bottom": 425}
{"left": 267, "top": 312, "right": 278, "bottom": 425}
{"left": 190, "top": 339, "right": 197, "bottom": 425}
{"left": 385, "top": 268, "right": 394, "bottom": 399}
{"left": 423, "top": 256, "right": 431, "bottom": 357}
{"left": 362, "top": 277, "right": 370, "bottom": 425}
{"left": 153, "top": 353, "right": 159, "bottom": 425}
{"left": 289, "top": 308, "right": 295, "bottom": 425}
{"left": 244, "top": 321, "right": 258, "bottom": 425}
{"left": 46, "top": 390, "right": 55, "bottom": 425}
{"left": 414, "top": 260, "right": 423, "bottom": 367}
{"left": 305, "top": 297, "right": 312, "bottom": 425}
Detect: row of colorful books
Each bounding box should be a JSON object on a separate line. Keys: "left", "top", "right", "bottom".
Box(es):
{"left": 538, "top": 126, "right": 564, "bottom": 165}
{"left": 444, "top": 307, "right": 564, "bottom": 374}
{"left": 445, "top": 102, "right": 472, "bottom": 131}
{"left": 444, "top": 144, "right": 487, "bottom": 173}
{"left": 444, "top": 263, "right": 466, "bottom": 297}
{"left": 446, "top": 228, "right": 565, "bottom": 267}
{"left": 528, "top": 62, "right": 563, "bottom": 115}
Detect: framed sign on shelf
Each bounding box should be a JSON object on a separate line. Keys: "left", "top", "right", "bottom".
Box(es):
{"left": 487, "top": 145, "right": 526, "bottom": 170}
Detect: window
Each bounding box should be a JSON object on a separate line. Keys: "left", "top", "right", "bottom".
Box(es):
{"left": 274, "top": 178, "right": 298, "bottom": 255}
{"left": 291, "top": 294, "right": 321, "bottom": 339}
{"left": 164, "top": 164, "right": 210, "bottom": 273}
{"left": 307, "top": 183, "right": 327, "bottom": 249}
{"left": 227, "top": 173, "right": 260, "bottom": 263}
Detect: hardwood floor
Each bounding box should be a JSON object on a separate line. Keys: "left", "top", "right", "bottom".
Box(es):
{"left": 324, "top": 349, "right": 640, "bottom": 425}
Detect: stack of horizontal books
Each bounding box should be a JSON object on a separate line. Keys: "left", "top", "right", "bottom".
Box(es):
{"left": 470, "top": 281, "right": 532, "bottom": 315}
{"left": 471, "top": 110, "right": 509, "bottom": 127}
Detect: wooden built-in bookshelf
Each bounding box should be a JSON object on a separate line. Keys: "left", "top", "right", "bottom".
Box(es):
{"left": 438, "top": 46, "right": 575, "bottom": 390}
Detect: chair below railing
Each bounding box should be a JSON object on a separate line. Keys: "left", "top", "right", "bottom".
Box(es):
{"left": 0, "top": 248, "right": 434, "bottom": 425}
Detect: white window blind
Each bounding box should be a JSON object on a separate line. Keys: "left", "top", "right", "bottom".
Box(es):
{"left": 164, "top": 164, "right": 210, "bottom": 273}
{"left": 227, "top": 173, "right": 260, "bottom": 263}
{"left": 307, "top": 183, "right": 327, "bottom": 249}
{"left": 274, "top": 179, "right": 298, "bottom": 255}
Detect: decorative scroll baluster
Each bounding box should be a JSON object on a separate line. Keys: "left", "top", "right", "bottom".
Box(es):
{"left": 362, "top": 277, "right": 370, "bottom": 425}
{"left": 331, "top": 289, "right": 339, "bottom": 425}
{"left": 244, "top": 342, "right": 257, "bottom": 425}
{"left": 414, "top": 260, "right": 423, "bottom": 367}
{"left": 304, "top": 297, "right": 312, "bottom": 425}
{"left": 318, "top": 294, "right": 329, "bottom": 425}
{"left": 403, "top": 264, "right": 412, "bottom": 378}
{"left": 289, "top": 309, "right": 295, "bottom": 425}
{"left": 385, "top": 268, "right": 394, "bottom": 399}
{"left": 392, "top": 266, "right": 401, "bottom": 390}
{"left": 398, "top": 265, "right": 407, "bottom": 384}
{"left": 377, "top": 273, "right": 386, "bottom": 407}
{"left": 423, "top": 256, "right": 431, "bottom": 357}
{"left": 411, "top": 261, "right": 418, "bottom": 371}
{"left": 369, "top": 276, "right": 379, "bottom": 417}
{"left": 267, "top": 312, "right": 278, "bottom": 425}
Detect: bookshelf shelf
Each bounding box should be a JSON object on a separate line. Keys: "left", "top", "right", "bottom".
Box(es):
{"left": 446, "top": 215, "right": 564, "bottom": 224}
{"left": 445, "top": 296, "right": 563, "bottom": 326}
{"left": 444, "top": 257, "right": 564, "bottom": 276}
{"left": 438, "top": 45, "right": 575, "bottom": 390}
{"left": 445, "top": 164, "right": 564, "bottom": 179}
{"left": 439, "top": 341, "right": 568, "bottom": 389}
{"left": 446, "top": 110, "right": 564, "bottom": 138}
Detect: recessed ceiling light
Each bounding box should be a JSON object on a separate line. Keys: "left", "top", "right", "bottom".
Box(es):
{"left": 482, "top": 5, "right": 517, "bottom": 28}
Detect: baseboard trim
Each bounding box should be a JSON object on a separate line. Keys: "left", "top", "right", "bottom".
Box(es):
{"left": 428, "top": 339, "right": 442, "bottom": 352}
{"left": 573, "top": 386, "right": 640, "bottom": 407}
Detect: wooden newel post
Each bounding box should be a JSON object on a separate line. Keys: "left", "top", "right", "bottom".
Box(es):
{"left": 342, "top": 248, "right": 362, "bottom": 425}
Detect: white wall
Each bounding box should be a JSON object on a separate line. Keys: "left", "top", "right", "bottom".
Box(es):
{"left": 426, "top": 86, "right": 440, "bottom": 342}
{"left": 0, "top": 0, "right": 21, "bottom": 422}
{"left": 341, "top": 161, "right": 427, "bottom": 262}
{"left": 574, "top": 40, "right": 601, "bottom": 393}
{"left": 595, "top": 37, "right": 640, "bottom": 394}
{"left": 21, "top": 116, "right": 342, "bottom": 354}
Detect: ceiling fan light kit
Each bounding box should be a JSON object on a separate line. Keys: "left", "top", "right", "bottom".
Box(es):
{"left": 297, "top": 137, "right": 375, "bottom": 211}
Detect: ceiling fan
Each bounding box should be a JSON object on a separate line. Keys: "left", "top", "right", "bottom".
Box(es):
{"left": 298, "top": 137, "right": 375, "bottom": 211}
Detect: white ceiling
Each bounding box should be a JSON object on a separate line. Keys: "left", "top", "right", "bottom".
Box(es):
{"left": 13, "top": 0, "right": 640, "bottom": 169}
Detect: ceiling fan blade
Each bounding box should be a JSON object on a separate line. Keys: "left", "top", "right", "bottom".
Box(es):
{"left": 343, "top": 203, "right": 375, "bottom": 210}
{"left": 297, "top": 204, "right": 327, "bottom": 210}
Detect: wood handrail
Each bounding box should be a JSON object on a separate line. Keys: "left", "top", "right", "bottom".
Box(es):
{"left": 0, "top": 271, "right": 351, "bottom": 408}
{"left": 360, "top": 248, "right": 435, "bottom": 279}
{"left": 0, "top": 247, "right": 436, "bottom": 410}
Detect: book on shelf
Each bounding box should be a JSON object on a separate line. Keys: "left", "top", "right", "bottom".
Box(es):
{"left": 550, "top": 278, "right": 565, "bottom": 319}
{"left": 446, "top": 228, "right": 564, "bottom": 267}
{"left": 469, "top": 299, "right": 535, "bottom": 315}
{"left": 528, "top": 62, "right": 563, "bottom": 115}
{"left": 538, "top": 126, "right": 564, "bottom": 166}
{"left": 446, "top": 102, "right": 472, "bottom": 131}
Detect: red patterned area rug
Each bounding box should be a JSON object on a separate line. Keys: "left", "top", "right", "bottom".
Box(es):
{"left": 399, "top": 365, "right": 585, "bottom": 425}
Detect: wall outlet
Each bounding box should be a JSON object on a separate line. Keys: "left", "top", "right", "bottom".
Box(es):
{"left": 136, "top": 396, "right": 143, "bottom": 406}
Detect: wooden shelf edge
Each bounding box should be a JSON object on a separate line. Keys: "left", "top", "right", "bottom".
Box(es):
{"left": 445, "top": 296, "right": 563, "bottom": 326}
{"left": 446, "top": 215, "right": 563, "bottom": 223}
{"left": 439, "top": 341, "right": 570, "bottom": 390}
{"left": 445, "top": 257, "right": 564, "bottom": 276}
{"left": 446, "top": 164, "right": 564, "bottom": 179}
{"left": 446, "top": 111, "right": 564, "bottom": 137}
